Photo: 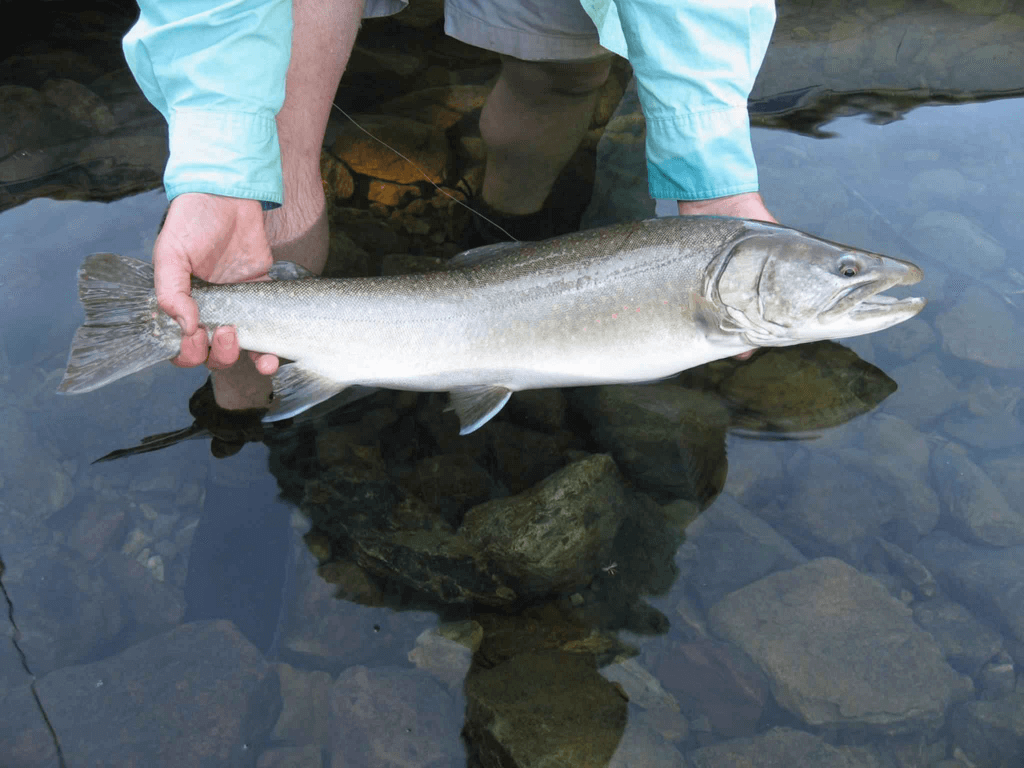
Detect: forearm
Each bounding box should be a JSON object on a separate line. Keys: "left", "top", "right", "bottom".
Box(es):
{"left": 582, "top": 0, "right": 776, "bottom": 200}
{"left": 123, "top": 0, "right": 293, "bottom": 205}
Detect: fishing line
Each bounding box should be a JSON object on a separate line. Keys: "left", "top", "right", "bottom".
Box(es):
{"left": 329, "top": 101, "right": 520, "bottom": 242}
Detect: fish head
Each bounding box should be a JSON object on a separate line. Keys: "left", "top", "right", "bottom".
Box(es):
{"left": 712, "top": 224, "right": 925, "bottom": 347}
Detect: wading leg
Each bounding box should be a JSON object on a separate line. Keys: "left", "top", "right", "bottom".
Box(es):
{"left": 479, "top": 56, "right": 612, "bottom": 216}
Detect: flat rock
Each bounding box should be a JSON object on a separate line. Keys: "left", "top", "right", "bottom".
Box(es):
{"left": 0, "top": 620, "right": 279, "bottom": 768}
{"left": 912, "top": 597, "right": 1004, "bottom": 677}
{"left": 2, "top": 545, "right": 125, "bottom": 676}
{"left": 681, "top": 494, "right": 806, "bottom": 611}
{"left": 931, "top": 441, "right": 1024, "bottom": 547}
{"left": 985, "top": 454, "right": 1024, "bottom": 502}
{"left": 760, "top": 421, "right": 939, "bottom": 560}
{"left": 951, "top": 691, "right": 1024, "bottom": 767}
{"left": 915, "top": 531, "right": 1024, "bottom": 644}
{"left": 689, "top": 727, "right": 880, "bottom": 768}
{"left": 271, "top": 663, "right": 334, "bottom": 748}
{"left": 708, "top": 558, "right": 972, "bottom": 733}
{"left": 935, "top": 286, "right": 1024, "bottom": 369}
{"left": 0, "top": 406, "right": 74, "bottom": 519}
{"left": 655, "top": 639, "right": 769, "bottom": 739}
{"left": 330, "top": 664, "right": 463, "bottom": 766}
{"left": 908, "top": 210, "right": 1005, "bottom": 272}
{"left": 886, "top": 354, "right": 960, "bottom": 425}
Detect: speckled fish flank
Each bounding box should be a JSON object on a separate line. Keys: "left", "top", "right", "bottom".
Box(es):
{"left": 59, "top": 216, "right": 925, "bottom": 433}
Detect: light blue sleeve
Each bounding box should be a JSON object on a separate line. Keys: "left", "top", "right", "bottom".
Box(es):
{"left": 580, "top": 0, "right": 775, "bottom": 201}
{"left": 122, "top": 0, "right": 292, "bottom": 206}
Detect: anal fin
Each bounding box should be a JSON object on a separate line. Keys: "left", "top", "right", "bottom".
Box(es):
{"left": 265, "top": 362, "right": 348, "bottom": 422}
{"left": 447, "top": 385, "right": 512, "bottom": 434}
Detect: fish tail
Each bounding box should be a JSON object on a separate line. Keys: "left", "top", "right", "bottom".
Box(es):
{"left": 57, "top": 253, "right": 181, "bottom": 394}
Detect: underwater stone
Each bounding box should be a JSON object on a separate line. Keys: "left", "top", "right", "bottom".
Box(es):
{"left": 912, "top": 597, "right": 1004, "bottom": 677}
{"left": 709, "top": 558, "right": 972, "bottom": 733}
{"left": 330, "top": 665, "right": 462, "bottom": 766}
{"left": 461, "top": 454, "right": 630, "bottom": 594}
{"left": 689, "top": 727, "right": 879, "bottom": 768}
{"left": 931, "top": 441, "right": 1024, "bottom": 547}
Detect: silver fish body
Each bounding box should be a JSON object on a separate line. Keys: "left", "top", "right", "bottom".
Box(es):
{"left": 59, "top": 216, "right": 925, "bottom": 433}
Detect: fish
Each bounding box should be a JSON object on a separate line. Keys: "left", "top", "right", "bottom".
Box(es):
{"left": 58, "top": 215, "right": 925, "bottom": 434}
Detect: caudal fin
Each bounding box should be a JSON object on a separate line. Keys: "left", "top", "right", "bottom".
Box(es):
{"left": 58, "top": 253, "right": 181, "bottom": 394}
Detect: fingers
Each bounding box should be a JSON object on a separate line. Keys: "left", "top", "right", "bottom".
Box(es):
{"left": 207, "top": 326, "right": 242, "bottom": 370}
{"left": 155, "top": 271, "right": 199, "bottom": 337}
{"left": 172, "top": 327, "right": 212, "bottom": 368}
{"left": 251, "top": 352, "right": 280, "bottom": 376}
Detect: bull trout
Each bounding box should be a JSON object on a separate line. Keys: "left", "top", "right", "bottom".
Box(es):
{"left": 59, "top": 216, "right": 925, "bottom": 433}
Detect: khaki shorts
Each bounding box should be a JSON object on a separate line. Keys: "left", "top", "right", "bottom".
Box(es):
{"left": 363, "top": 0, "right": 613, "bottom": 62}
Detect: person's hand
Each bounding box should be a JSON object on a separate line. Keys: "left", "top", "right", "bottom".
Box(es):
{"left": 154, "top": 193, "right": 279, "bottom": 374}
{"left": 677, "top": 191, "right": 778, "bottom": 224}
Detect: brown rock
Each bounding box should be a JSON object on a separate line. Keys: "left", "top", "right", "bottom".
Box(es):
{"left": 331, "top": 115, "right": 449, "bottom": 184}
{"left": 367, "top": 179, "right": 419, "bottom": 207}
{"left": 464, "top": 652, "right": 627, "bottom": 766}
{"left": 375, "top": 85, "right": 491, "bottom": 130}
{"left": 320, "top": 150, "right": 354, "bottom": 200}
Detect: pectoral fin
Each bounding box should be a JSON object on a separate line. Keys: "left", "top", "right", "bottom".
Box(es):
{"left": 265, "top": 363, "right": 348, "bottom": 422}
{"left": 268, "top": 261, "right": 316, "bottom": 280}
{"left": 447, "top": 385, "right": 512, "bottom": 434}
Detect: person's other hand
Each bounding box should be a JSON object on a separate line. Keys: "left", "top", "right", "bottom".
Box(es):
{"left": 154, "top": 193, "right": 279, "bottom": 374}
{"left": 677, "top": 191, "right": 778, "bottom": 224}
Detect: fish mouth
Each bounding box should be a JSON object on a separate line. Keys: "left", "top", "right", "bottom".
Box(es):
{"left": 821, "top": 262, "right": 925, "bottom": 323}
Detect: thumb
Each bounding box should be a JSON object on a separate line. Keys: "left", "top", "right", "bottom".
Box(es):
{"left": 153, "top": 250, "right": 200, "bottom": 336}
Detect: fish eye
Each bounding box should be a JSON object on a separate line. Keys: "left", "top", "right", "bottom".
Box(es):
{"left": 838, "top": 259, "right": 859, "bottom": 278}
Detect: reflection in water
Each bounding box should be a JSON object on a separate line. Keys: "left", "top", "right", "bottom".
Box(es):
{"left": 2, "top": 0, "right": 1024, "bottom": 765}
{"left": 60, "top": 337, "right": 898, "bottom": 764}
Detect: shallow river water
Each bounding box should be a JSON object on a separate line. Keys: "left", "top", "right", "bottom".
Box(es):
{"left": 2, "top": 3, "right": 1024, "bottom": 768}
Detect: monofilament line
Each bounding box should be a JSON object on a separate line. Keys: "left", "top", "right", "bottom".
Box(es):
{"left": 330, "top": 102, "right": 520, "bottom": 243}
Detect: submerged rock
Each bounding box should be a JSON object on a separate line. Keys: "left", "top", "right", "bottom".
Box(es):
{"left": 329, "top": 665, "right": 463, "bottom": 767}
{"left": 329, "top": 115, "right": 449, "bottom": 185}
{"left": 936, "top": 286, "right": 1024, "bottom": 369}
{"left": 931, "top": 441, "right": 1024, "bottom": 547}
{"left": 951, "top": 690, "right": 1024, "bottom": 768}
{"left": 407, "top": 621, "right": 480, "bottom": 689}
{"left": 912, "top": 597, "right": 1004, "bottom": 677}
{"left": 915, "top": 531, "right": 1024, "bottom": 645}
{"left": 0, "top": 621, "right": 280, "bottom": 768}
{"left": 708, "top": 342, "right": 898, "bottom": 435}
{"left": 655, "top": 639, "right": 770, "bottom": 739}
{"left": 464, "top": 651, "right": 627, "bottom": 767}
{"left": 689, "top": 726, "right": 879, "bottom": 768}
{"left": 461, "top": 454, "right": 631, "bottom": 594}
{"left": 708, "top": 558, "right": 972, "bottom": 733}
{"left": 681, "top": 494, "right": 806, "bottom": 612}
{"left": 909, "top": 210, "right": 1005, "bottom": 272}
{"left": 271, "top": 663, "right": 334, "bottom": 749}
{"left": 570, "top": 383, "right": 729, "bottom": 506}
